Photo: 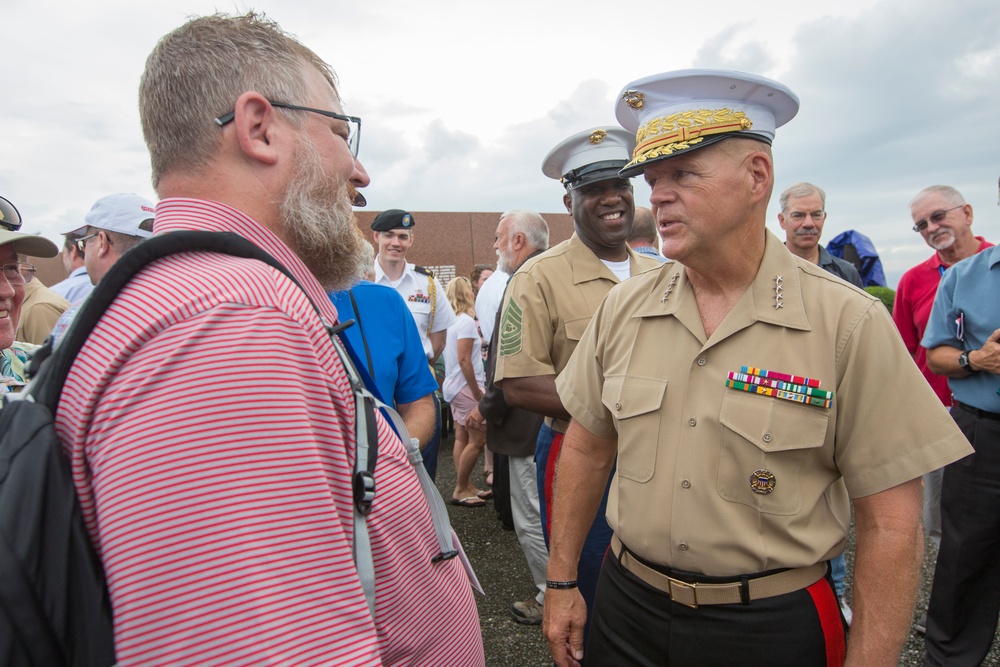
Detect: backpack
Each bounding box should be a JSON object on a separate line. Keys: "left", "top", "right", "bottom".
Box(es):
{"left": 1, "top": 230, "right": 466, "bottom": 666}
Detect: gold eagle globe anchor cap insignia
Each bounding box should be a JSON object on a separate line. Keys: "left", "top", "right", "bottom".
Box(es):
{"left": 613, "top": 69, "right": 800, "bottom": 179}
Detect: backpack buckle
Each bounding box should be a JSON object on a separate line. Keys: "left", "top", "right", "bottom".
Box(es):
{"left": 353, "top": 471, "right": 376, "bottom": 516}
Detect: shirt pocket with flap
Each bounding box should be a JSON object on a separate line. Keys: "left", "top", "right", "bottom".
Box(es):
{"left": 601, "top": 375, "right": 668, "bottom": 483}
{"left": 564, "top": 316, "right": 592, "bottom": 342}
{"left": 718, "top": 390, "right": 830, "bottom": 515}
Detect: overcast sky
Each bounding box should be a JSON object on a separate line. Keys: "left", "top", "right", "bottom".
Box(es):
{"left": 4, "top": 0, "right": 998, "bottom": 286}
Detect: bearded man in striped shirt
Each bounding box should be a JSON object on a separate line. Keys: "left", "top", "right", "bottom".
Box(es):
{"left": 53, "top": 12, "right": 484, "bottom": 666}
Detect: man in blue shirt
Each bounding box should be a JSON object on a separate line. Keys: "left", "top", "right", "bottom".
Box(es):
{"left": 330, "top": 281, "right": 439, "bottom": 454}
{"left": 922, "top": 230, "right": 1000, "bottom": 667}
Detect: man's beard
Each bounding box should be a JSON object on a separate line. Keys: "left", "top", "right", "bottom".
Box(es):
{"left": 278, "top": 138, "right": 368, "bottom": 291}
{"left": 496, "top": 239, "right": 515, "bottom": 274}
{"left": 929, "top": 228, "right": 956, "bottom": 252}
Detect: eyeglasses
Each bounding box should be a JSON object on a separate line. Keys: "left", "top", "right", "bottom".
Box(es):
{"left": 215, "top": 101, "right": 362, "bottom": 158}
{"left": 75, "top": 232, "right": 100, "bottom": 254}
{"left": 786, "top": 210, "right": 826, "bottom": 222}
{"left": 0, "top": 196, "right": 22, "bottom": 232}
{"left": 1, "top": 263, "right": 35, "bottom": 285}
{"left": 912, "top": 205, "right": 963, "bottom": 233}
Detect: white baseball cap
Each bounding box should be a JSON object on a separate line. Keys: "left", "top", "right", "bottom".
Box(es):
{"left": 64, "top": 193, "right": 156, "bottom": 238}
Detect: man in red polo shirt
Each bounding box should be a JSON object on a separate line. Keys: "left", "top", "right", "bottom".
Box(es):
{"left": 54, "top": 12, "right": 483, "bottom": 666}
{"left": 893, "top": 185, "right": 992, "bottom": 556}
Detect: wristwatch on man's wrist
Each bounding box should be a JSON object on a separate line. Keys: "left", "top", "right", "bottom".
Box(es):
{"left": 958, "top": 350, "right": 977, "bottom": 373}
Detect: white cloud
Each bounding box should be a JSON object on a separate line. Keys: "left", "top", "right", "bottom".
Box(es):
{"left": 3, "top": 0, "right": 997, "bottom": 288}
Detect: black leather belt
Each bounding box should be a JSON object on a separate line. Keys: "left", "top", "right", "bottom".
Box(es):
{"left": 956, "top": 401, "right": 1000, "bottom": 422}
{"left": 610, "top": 536, "right": 827, "bottom": 608}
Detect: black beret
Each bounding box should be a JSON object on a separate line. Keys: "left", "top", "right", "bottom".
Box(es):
{"left": 371, "top": 209, "right": 415, "bottom": 231}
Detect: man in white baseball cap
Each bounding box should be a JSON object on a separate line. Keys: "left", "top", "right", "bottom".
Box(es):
{"left": 49, "top": 193, "right": 155, "bottom": 345}
{"left": 66, "top": 193, "right": 154, "bottom": 286}
{"left": 542, "top": 69, "right": 972, "bottom": 666}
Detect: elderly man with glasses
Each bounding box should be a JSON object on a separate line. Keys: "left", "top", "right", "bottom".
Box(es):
{"left": 920, "top": 177, "right": 1000, "bottom": 666}
{"left": 893, "top": 186, "right": 992, "bottom": 588}
{"left": 50, "top": 12, "right": 483, "bottom": 666}
{"left": 777, "top": 182, "right": 863, "bottom": 288}
{"left": 0, "top": 195, "right": 60, "bottom": 391}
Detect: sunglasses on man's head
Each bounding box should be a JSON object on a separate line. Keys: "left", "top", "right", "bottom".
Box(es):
{"left": 0, "top": 196, "right": 22, "bottom": 232}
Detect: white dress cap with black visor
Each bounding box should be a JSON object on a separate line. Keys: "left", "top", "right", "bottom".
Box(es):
{"left": 542, "top": 127, "right": 636, "bottom": 190}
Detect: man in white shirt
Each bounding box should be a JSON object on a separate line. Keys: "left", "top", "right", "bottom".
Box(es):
{"left": 372, "top": 208, "right": 457, "bottom": 480}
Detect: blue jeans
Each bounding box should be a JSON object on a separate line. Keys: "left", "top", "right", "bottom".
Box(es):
{"left": 422, "top": 393, "right": 441, "bottom": 481}
{"left": 830, "top": 553, "right": 847, "bottom": 597}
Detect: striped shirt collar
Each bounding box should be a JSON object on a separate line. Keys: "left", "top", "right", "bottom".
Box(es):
{"left": 153, "top": 198, "right": 339, "bottom": 323}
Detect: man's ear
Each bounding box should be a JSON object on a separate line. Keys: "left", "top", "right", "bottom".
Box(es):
{"left": 563, "top": 192, "right": 573, "bottom": 213}
{"left": 232, "top": 92, "right": 282, "bottom": 166}
{"left": 747, "top": 151, "right": 773, "bottom": 205}
{"left": 98, "top": 231, "right": 113, "bottom": 258}
{"left": 777, "top": 212, "right": 787, "bottom": 230}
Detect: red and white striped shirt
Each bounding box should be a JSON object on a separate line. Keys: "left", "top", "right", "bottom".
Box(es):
{"left": 55, "top": 199, "right": 484, "bottom": 666}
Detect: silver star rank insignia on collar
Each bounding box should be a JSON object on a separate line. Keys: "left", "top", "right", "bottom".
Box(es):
{"left": 661, "top": 273, "right": 679, "bottom": 303}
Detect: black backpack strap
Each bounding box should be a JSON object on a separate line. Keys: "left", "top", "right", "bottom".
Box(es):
{"left": 32, "top": 231, "right": 299, "bottom": 412}
{"left": 26, "top": 229, "right": 395, "bottom": 614}
{"left": 347, "top": 289, "right": 376, "bottom": 380}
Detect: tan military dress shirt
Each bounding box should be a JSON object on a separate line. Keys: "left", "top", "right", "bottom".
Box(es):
{"left": 495, "top": 234, "right": 660, "bottom": 432}
{"left": 557, "top": 231, "right": 972, "bottom": 575}
{"left": 16, "top": 279, "right": 70, "bottom": 345}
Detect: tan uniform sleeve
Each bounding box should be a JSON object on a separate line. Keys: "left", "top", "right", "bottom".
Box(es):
{"left": 834, "top": 300, "right": 972, "bottom": 497}
{"left": 494, "top": 271, "right": 557, "bottom": 382}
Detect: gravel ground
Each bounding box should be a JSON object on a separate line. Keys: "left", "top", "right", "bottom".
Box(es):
{"left": 436, "top": 434, "right": 1000, "bottom": 666}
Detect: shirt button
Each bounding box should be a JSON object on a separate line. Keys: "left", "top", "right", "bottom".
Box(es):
{"left": 762, "top": 431, "right": 773, "bottom": 443}
{"left": 615, "top": 402, "right": 621, "bottom": 411}
{"left": 697, "top": 357, "right": 707, "bottom": 366}
{"left": 679, "top": 542, "right": 689, "bottom": 551}
{"left": 681, "top": 479, "right": 691, "bottom": 489}
{"left": 688, "top": 418, "right": 697, "bottom": 427}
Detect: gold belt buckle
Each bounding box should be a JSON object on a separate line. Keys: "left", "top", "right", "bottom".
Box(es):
{"left": 667, "top": 578, "right": 699, "bottom": 609}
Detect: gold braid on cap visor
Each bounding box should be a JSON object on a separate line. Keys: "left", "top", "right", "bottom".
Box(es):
{"left": 625, "top": 108, "right": 753, "bottom": 168}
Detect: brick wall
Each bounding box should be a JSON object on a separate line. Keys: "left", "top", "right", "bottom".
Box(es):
{"left": 30, "top": 210, "right": 577, "bottom": 289}
{"left": 355, "top": 210, "right": 574, "bottom": 284}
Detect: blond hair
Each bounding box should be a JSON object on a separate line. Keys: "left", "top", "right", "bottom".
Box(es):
{"left": 446, "top": 276, "right": 476, "bottom": 318}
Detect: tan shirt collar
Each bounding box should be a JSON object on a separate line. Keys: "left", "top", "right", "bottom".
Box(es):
{"left": 633, "top": 230, "right": 811, "bottom": 346}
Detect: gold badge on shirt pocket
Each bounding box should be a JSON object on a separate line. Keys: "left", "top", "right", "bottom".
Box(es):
{"left": 749, "top": 469, "right": 776, "bottom": 495}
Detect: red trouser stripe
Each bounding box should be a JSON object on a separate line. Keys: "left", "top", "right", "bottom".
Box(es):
{"left": 544, "top": 431, "right": 565, "bottom": 536}
{"left": 806, "top": 576, "right": 847, "bottom": 666}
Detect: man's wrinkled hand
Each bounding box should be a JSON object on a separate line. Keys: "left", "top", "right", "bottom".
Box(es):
{"left": 466, "top": 406, "right": 487, "bottom": 432}
{"left": 543, "top": 588, "right": 587, "bottom": 667}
